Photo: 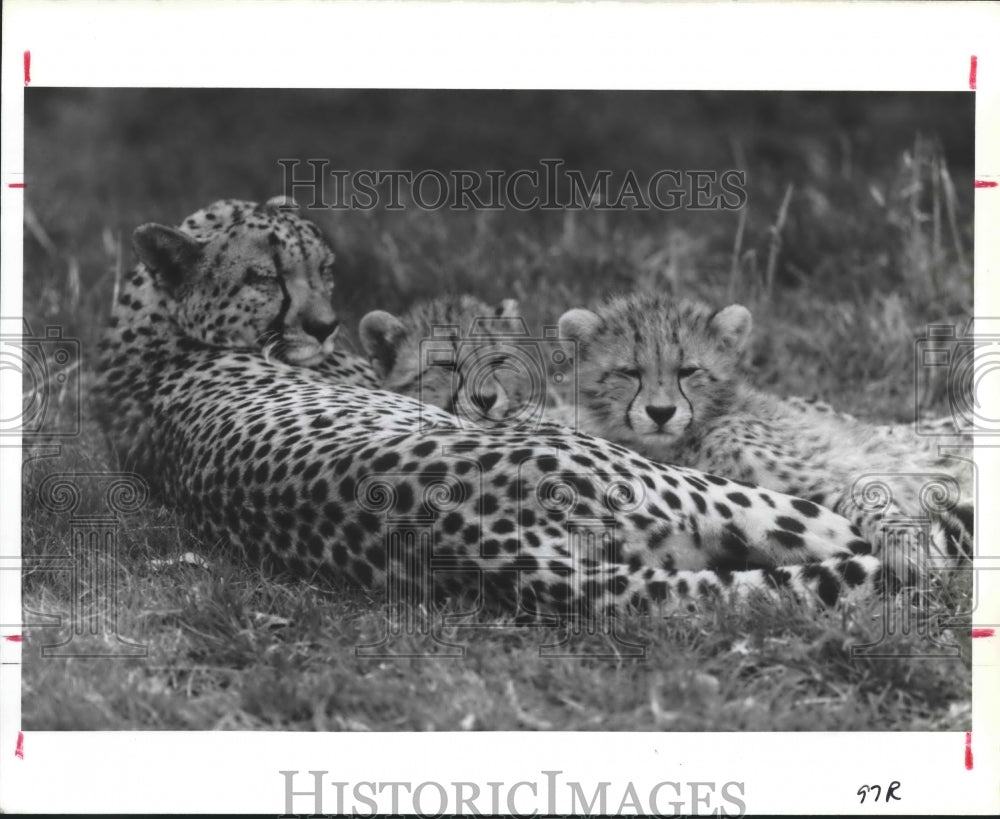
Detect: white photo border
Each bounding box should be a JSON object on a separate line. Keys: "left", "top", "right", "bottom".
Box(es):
{"left": 1, "top": 0, "right": 998, "bottom": 814}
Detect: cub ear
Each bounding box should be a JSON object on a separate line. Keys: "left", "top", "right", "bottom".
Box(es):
{"left": 132, "top": 224, "right": 202, "bottom": 293}
{"left": 558, "top": 308, "right": 602, "bottom": 344}
{"left": 359, "top": 310, "right": 408, "bottom": 379}
{"left": 709, "top": 304, "right": 753, "bottom": 352}
{"left": 491, "top": 299, "right": 524, "bottom": 334}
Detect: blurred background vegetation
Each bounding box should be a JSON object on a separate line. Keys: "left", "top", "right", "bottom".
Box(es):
{"left": 25, "top": 88, "right": 973, "bottom": 419}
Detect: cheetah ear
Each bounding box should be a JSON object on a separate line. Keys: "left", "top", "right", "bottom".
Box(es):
{"left": 132, "top": 224, "right": 202, "bottom": 293}
{"left": 359, "top": 310, "right": 407, "bottom": 379}
{"left": 709, "top": 304, "right": 753, "bottom": 352}
{"left": 558, "top": 308, "right": 602, "bottom": 344}
{"left": 266, "top": 195, "right": 298, "bottom": 210}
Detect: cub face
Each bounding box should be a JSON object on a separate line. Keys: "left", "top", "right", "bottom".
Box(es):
{"left": 360, "top": 295, "right": 537, "bottom": 426}
{"left": 557, "top": 294, "right": 752, "bottom": 449}
{"left": 132, "top": 203, "right": 339, "bottom": 364}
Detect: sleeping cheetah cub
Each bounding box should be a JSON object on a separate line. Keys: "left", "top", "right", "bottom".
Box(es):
{"left": 557, "top": 293, "right": 973, "bottom": 566}
{"left": 361, "top": 295, "right": 577, "bottom": 431}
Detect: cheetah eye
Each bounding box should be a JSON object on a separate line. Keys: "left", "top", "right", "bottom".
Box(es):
{"left": 678, "top": 366, "right": 702, "bottom": 378}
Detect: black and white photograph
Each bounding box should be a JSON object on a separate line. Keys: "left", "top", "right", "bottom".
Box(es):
{"left": 2, "top": 1, "right": 998, "bottom": 815}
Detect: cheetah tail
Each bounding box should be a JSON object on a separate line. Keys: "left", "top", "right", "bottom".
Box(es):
{"left": 590, "top": 554, "right": 893, "bottom": 615}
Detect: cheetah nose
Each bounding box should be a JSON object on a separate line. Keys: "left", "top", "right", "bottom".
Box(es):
{"left": 470, "top": 392, "right": 499, "bottom": 413}
{"left": 645, "top": 405, "right": 677, "bottom": 427}
{"left": 303, "top": 316, "right": 339, "bottom": 343}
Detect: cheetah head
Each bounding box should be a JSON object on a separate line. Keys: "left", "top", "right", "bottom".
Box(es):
{"left": 359, "top": 295, "right": 540, "bottom": 427}
{"left": 558, "top": 294, "right": 752, "bottom": 447}
{"left": 132, "top": 202, "right": 339, "bottom": 365}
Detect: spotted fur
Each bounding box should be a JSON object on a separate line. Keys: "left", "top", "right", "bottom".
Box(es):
{"left": 95, "top": 202, "right": 891, "bottom": 620}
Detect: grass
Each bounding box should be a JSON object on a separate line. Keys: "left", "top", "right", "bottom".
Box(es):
{"left": 20, "top": 90, "right": 974, "bottom": 730}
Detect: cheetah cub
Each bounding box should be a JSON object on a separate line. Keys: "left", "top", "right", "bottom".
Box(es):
{"left": 557, "top": 293, "right": 973, "bottom": 566}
